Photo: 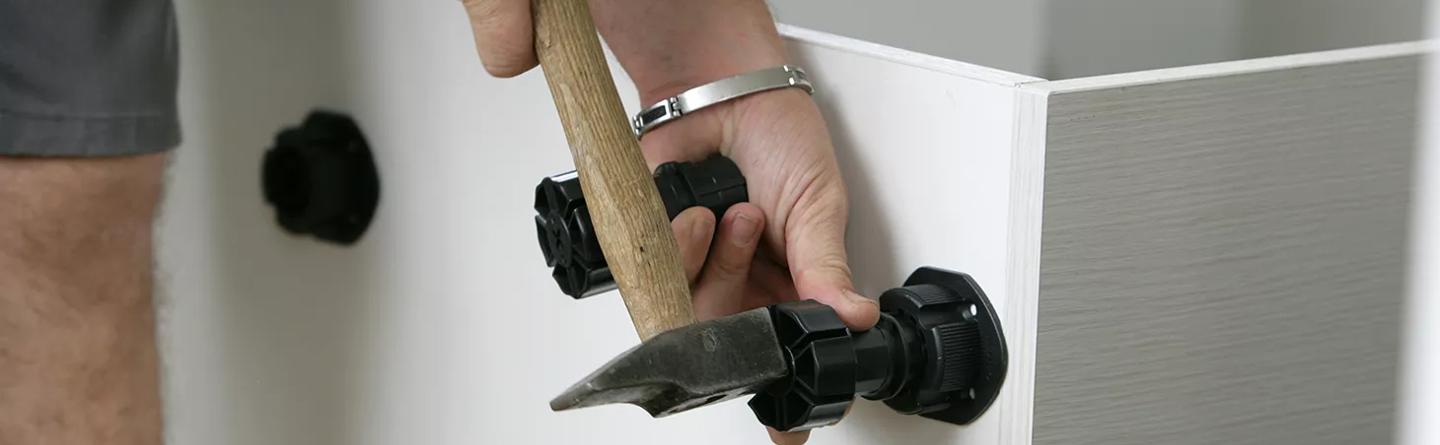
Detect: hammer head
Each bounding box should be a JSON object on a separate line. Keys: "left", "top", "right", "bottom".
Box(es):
{"left": 551, "top": 308, "right": 790, "bottom": 417}
{"left": 550, "top": 267, "right": 1010, "bottom": 433}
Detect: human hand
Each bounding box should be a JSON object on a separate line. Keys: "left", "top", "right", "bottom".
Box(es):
{"left": 653, "top": 89, "right": 879, "bottom": 328}
{"left": 461, "top": 0, "right": 538, "bottom": 77}
{"left": 461, "top": 0, "right": 878, "bottom": 325}
{"left": 461, "top": 1, "right": 879, "bottom": 443}
{"left": 652, "top": 88, "right": 879, "bottom": 444}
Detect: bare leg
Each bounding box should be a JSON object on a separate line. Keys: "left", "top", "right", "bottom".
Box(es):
{"left": 0, "top": 153, "right": 167, "bottom": 444}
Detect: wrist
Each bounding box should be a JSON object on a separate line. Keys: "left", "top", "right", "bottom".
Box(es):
{"left": 726, "top": 86, "right": 823, "bottom": 138}
{"left": 633, "top": 77, "right": 821, "bottom": 164}
{"left": 590, "top": 0, "right": 788, "bottom": 104}
{"left": 729, "top": 85, "right": 817, "bottom": 123}
{"left": 633, "top": 47, "right": 787, "bottom": 106}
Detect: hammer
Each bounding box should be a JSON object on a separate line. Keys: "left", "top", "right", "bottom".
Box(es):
{"left": 549, "top": 267, "right": 1009, "bottom": 432}
{"left": 531, "top": 0, "right": 1008, "bottom": 432}
{"left": 533, "top": 0, "right": 695, "bottom": 339}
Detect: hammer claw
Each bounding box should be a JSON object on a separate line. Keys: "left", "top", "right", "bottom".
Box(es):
{"left": 550, "top": 308, "right": 789, "bottom": 417}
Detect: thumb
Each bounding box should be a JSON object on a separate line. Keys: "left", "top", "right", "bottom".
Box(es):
{"left": 462, "top": 0, "right": 537, "bottom": 77}
{"left": 784, "top": 179, "right": 879, "bottom": 330}
{"left": 768, "top": 427, "right": 810, "bottom": 445}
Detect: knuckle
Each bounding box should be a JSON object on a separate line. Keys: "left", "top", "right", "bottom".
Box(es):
{"left": 711, "top": 248, "right": 753, "bottom": 278}
{"left": 463, "top": 0, "right": 506, "bottom": 16}
{"left": 481, "top": 58, "right": 528, "bottom": 77}
{"left": 785, "top": 176, "right": 848, "bottom": 235}
{"left": 475, "top": 38, "right": 535, "bottom": 77}
{"left": 483, "top": 46, "right": 534, "bottom": 77}
{"left": 812, "top": 254, "right": 852, "bottom": 278}
{"left": 794, "top": 253, "right": 853, "bottom": 288}
{"left": 466, "top": 0, "right": 534, "bottom": 77}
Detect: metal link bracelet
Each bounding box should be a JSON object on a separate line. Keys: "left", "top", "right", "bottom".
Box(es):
{"left": 632, "top": 65, "right": 814, "bottom": 139}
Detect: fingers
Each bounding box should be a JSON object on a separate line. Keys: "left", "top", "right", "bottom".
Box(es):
{"left": 767, "top": 428, "right": 810, "bottom": 445}
{"left": 784, "top": 176, "right": 880, "bottom": 330}
{"left": 692, "top": 204, "right": 765, "bottom": 320}
{"left": 671, "top": 207, "right": 716, "bottom": 284}
{"left": 462, "top": 0, "right": 537, "bottom": 77}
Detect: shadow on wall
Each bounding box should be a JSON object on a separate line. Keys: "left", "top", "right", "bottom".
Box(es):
{"left": 164, "top": 1, "right": 382, "bottom": 444}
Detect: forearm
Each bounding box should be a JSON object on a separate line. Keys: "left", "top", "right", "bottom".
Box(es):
{"left": 591, "top": 0, "right": 788, "bottom": 104}
{"left": 0, "top": 154, "right": 167, "bottom": 444}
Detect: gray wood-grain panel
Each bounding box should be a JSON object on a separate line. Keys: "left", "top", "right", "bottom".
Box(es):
{"left": 1032, "top": 55, "right": 1419, "bottom": 445}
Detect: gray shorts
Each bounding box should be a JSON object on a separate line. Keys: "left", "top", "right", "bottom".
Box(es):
{"left": 0, "top": 0, "right": 180, "bottom": 157}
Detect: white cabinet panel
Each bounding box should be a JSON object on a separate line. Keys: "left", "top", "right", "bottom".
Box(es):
{"left": 160, "top": 2, "right": 1036, "bottom": 444}
{"left": 159, "top": 1, "right": 1424, "bottom": 444}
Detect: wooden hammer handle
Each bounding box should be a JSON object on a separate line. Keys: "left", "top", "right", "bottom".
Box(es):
{"left": 533, "top": 0, "right": 697, "bottom": 339}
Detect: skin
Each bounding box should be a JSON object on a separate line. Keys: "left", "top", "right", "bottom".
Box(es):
{"left": 463, "top": 0, "right": 881, "bottom": 443}
{"left": 0, "top": 154, "right": 168, "bottom": 444}
{"left": 0, "top": 2, "right": 870, "bottom": 444}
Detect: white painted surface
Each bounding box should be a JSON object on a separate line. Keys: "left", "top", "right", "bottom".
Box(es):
{"left": 770, "top": 0, "right": 1045, "bottom": 76}
{"left": 159, "top": 1, "right": 1430, "bottom": 444}
{"left": 1042, "top": 0, "right": 1246, "bottom": 79}
{"left": 1399, "top": 4, "right": 1440, "bottom": 445}
{"left": 775, "top": 0, "right": 1425, "bottom": 79}
{"left": 159, "top": 2, "right": 1036, "bottom": 444}
{"left": 785, "top": 27, "right": 1040, "bottom": 445}
{"left": 1043, "top": 0, "right": 1425, "bottom": 78}
{"left": 1034, "top": 41, "right": 1431, "bottom": 93}
{"left": 999, "top": 88, "right": 1049, "bottom": 445}
{"left": 1238, "top": 0, "right": 1427, "bottom": 60}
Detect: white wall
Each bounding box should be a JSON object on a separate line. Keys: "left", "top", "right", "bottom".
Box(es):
{"left": 1044, "top": 0, "right": 1426, "bottom": 79}
{"left": 1042, "top": 0, "right": 1245, "bottom": 79}
{"left": 1401, "top": 3, "right": 1439, "bottom": 445}
{"left": 774, "top": 0, "right": 1426, "bottom": 79}
{"left": 159, "top": 2, "right": 1036, "bottom": 444}
{"left": 157, "top": 2, "right": 1431, "bottom": 444}
{"left": 1239, "top": 0, "right": 1426, "bottom": 59}
{"left": 769, "top": 0, "right": 1045, "bottom": 75}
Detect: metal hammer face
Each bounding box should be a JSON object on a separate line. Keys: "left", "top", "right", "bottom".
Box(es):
{"left": 551, "top": 267, "right": 1009, "bottom": 433}
{"left": 550, "top": 307, "right": 789, "bottom": 416}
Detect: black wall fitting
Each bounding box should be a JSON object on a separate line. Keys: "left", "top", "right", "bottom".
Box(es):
{"left": 534, "top": 155, "right": 748, "bottom": 298}
{"left": 262, "top": 110, "right": 380, "bottom": 245}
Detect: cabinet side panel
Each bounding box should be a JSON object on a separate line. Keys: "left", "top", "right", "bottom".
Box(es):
{"left": 791, "top": 39, "right": 1030, "bottom": 445}
{"left": 159, "top": 1, "right": 1032, "bottom": 442}
{"left": 1032, "top": 55, "right": 1418, "bottom": 444}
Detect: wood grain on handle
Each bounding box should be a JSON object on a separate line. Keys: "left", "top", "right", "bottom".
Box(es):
{"left": 532, "top": 0, "right": 697, "bottom": 339}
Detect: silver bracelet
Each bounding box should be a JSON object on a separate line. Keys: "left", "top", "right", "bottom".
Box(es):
{"left": 632, "top": 65, "right": 814, "bottom": 139}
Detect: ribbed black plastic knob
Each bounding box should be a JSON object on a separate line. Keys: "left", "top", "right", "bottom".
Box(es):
{"left": 747, "top": 267, "right": 1007, "bottom": 432}
{"left": 876, "top": 282, "right": 984, "bottom": 415}
{"left": 748, "top": 301, "right": 856, "bottom": 432}
{"left": 933, "top": 322, "right": 981, "bottom": 393}
{"left": 262, "top": 111, "right": 380, "bottom": 245}
{"left": 534, "top": 156, "right": 748, "bottom": 298}
{"left": 654, "top": 158, "right": 747, "bottom": 219}
{"left": 883, "top": 268, "right": 1009, "bottom": 426}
